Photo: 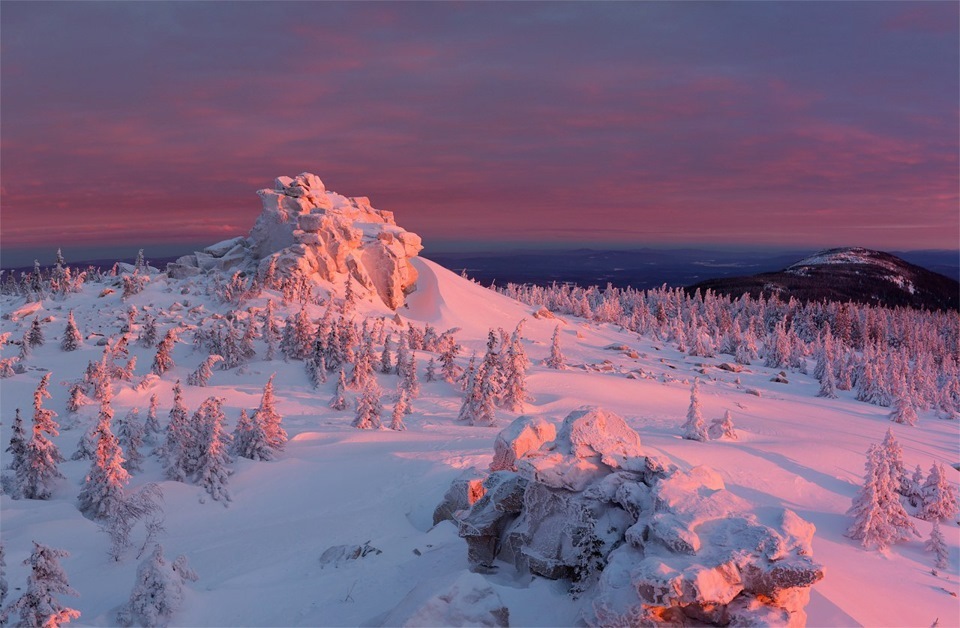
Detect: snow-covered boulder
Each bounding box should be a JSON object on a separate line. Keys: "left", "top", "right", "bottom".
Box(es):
{"left": 443, "top": 407, "right": 824, "bottom": 626}
{"left": 167, "top": 172, "right": 423, "bottom": 309}
{"left": 489, "top": 415, "right": 556, "bottom": 472}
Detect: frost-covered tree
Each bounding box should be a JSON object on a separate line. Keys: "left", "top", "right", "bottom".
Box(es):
{"left": 425, "top": 357, "right": 437, "bottom": 382}
{"left": 306, "top": 354, "right": 327, "bottom": 388}
{"left": 117, "top": 408, "right": 145, "bottom": 473}
{"left": 881, "top": 428, "right": 908, "bottom": 494}
{"left": 138, "top": 315, "right": 158, "bottom": 349}
{"left": 263, "top": 299, "right": 280, "bottom": 362}
{"left": 193, "top": 397, "right": 231, "bottom": 504}
{"left": 27, "top": 317, "right": 45, "bottom": 348}
{"left": 889, "top": 385, "right": 918, "bottom": 426}
{"left": 18, "top": 328, "right": 32, "bottom": 361}
{"left": 66, "top": 383, "right": 88, "bottom": 415}
{"left": 501, "top": 327, "right": 529, "bottom": 412}
{"left": 817, "top": 361, "right": 838, "bottom": 399}
{"left": 681, "top": 379, "right": 708, "bottom": 441}
{"left": 395, "top": 335, "right": 410, "bottom": 379}
{"left": 152, "top": 330, "right": 178, "bottom": 376}
{"left": 6, "top": 408, "right": 27, "bottom": 473}
{"left": 457, "top": 356, "right": 479, "bottom": 423}
{"left": 925, "top": 519, "right": 949, "bottom": 571}
{"left": 847, "top": 443, "right": 917, "bottom": 550}
{"left": 60, "top": 311, "right": 82, "bottom": 352}
{"left": 439, "top": 336, "right": 461, "bottom": 383}
{"left": 353, "top": 379, "right": 383, "bottom": 430}
{"left": 708, "top": 410, "right": 737, "bottom": 440}
{"left": 390, "top": 388, "right": 409, "bottom": 431}
{"left": 547, "top": 325, "right": 565, "bottom": 369}
{"left": 231, "top": 409, "right": 273, "bottom": 462}
{"left": 118, "top": 545, "right": 197, "bottom": 628}
{"left": 254, "top": 375, "right": 286, "bottom": 453}
{"left": 918, "top": 462, "right": 959, "bottom": 522}
{"left": 18, "top": 373, "right": 65, "bottom": 500}
{"left": 330, "top": 368, "right": 348, "bottom": 411}
{"left": 400, "top": 352, "right": 421, "bottom": 400}
{"left": 187, "top": 355, "right": 223, "bottom": 387}
{"left": 380, "top": 336, "right": 394, "bottom": 374}
{"left": 77, "top": 393, "right": 129, "bottom": 520}
{"left": 162, "top": 382, "right": 192, "bottom": 481}
{"left": 144, "top": 394, "right": 161, "bottom": 445}
{"left": 7, "top": 542, "right": 80, "bottom": 628}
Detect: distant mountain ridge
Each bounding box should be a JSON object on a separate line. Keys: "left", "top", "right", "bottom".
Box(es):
{"left": 687, "top": 247, "right": 959, "bottom": 311}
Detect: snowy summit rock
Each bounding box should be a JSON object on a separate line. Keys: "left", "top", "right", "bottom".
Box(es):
{"left": 168, "top": 173, "right": 423, "bottom": 309}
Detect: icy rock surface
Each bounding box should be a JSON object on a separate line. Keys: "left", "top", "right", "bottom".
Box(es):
{"left": 168, "top": 173, "right": 423, "bottom": 309}
{"left": 443, "top": 406, "right": 824, "bottom": 626}
{"left": 489, "top": 415, "right": 556, "bottom": 473}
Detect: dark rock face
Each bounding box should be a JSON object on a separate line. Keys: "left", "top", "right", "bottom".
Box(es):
{"left": 688, "top": 247, "right": 959, "bottom": 311}
{"left": 442, "top": 408, "right": 824, "bottom": 626}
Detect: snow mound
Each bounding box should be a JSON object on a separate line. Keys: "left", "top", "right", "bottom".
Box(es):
{"left": 382, "top": 572, "right": 509, "bottom": 627}
{"left": 168, "top": 173, "right": 423, "bottom": 309}
{"left": 444, "top": 407, "right": 824, "bottom": 626}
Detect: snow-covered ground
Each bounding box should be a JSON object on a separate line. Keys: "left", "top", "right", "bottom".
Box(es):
{"left": 1, "top": 256, "right": 957, "bottom": 626}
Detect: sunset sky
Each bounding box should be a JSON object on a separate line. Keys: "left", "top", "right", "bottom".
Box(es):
{"left": 2, "top": 2, "right": 958, "bottom": 266}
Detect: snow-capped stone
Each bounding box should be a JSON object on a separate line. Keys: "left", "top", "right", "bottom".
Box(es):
{"left": 167, "top": 173, "right": 423, "bottom": 309}
{"left": 489, "top": 415, "right": 557, "bottom": 472}
{"left": 433, "top": 468, "right": 487, "bottom": 526}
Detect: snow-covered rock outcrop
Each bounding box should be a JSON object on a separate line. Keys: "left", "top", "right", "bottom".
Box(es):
{"left": 168, "top": 173, "right": 423, "bottom": 309}
{"left": 444, "top": 408, "right": 824, "bottom": 626}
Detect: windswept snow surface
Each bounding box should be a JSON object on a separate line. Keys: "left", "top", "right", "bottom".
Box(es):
{"left": 0, "top": 259, "right": 957, "bottom": 627}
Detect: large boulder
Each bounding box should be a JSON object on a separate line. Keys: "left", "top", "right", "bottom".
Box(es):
{"left": 440, "top": 407, "right": 824, "bottom": 626}
{"left": 167, "top": 172, "right": 423, "bottom": 309}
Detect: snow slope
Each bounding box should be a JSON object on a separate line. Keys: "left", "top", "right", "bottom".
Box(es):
{"left": 0, "top": 259, "right": 957, "bottom": 627}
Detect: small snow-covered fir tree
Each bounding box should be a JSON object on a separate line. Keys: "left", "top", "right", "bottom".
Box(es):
{"left": 144, "top": 394, "right": 161, "bottom": 445}
{"left": 502, "top": 327, "right": 529, "bottom": 412}
{"left": 547, "top": 325, "right": 565, "bottom": 369}
{"left": 192, "top": 397, "right": 232, "bottom": 504}
{"left": 400, "top": 352, "right": 421, "bottom": 400}
{"left": 847, "top": 443, "right": 918, "bottom": 550}
{"left": 27, "top": 317, "right": 45, "bottom": 347}
{"left": 889, "top": 386, "right": 919, "bottom": 426}
{"left": 232, "top": 408, "right": 273, "bottom": 462}
{"left": 353, "top": 379, "right": 383, "bottom": 430}
{"left": 425, "top": 356, "right": 437, "bottom": 382}
{"left": 187, "top": 354, "right": 223, "bottom": 387}
{"left": 254, "top": 374, "right": 286, "bottom": 453}
{"left": 60, "top": 311, "right": 82, "bottom": 351}
{"left": 66, "top": 383, "right": 88, "bottom": 414}
{"left": 817, "top": 362, "right": 838, "bottom": 399}
{"left": 918, "top": 462, "right": 959, "bottom": 522}
{"left": 906, "top": 464, "right": 926, "bottom": 508}
{"left": 439, "top": 336, "right": 460, "bottom": 383}
{"left": 162, "top": 381, "right": 192, "bottom": 481}
{"left": 380, "top": 336, "right": 394, "bottom": 374}
{"left": 117, "top": 408, "right": 145, "bottom": 473}
{"left": 6, "top": 408, "right": 27, "bottom": 473}
{"left": 7, "top": 542, "right": 80, "bottom": 628}
{"left": 330, "top": 368, "right": 348, "bottom": 411}
{"left": 925, "top": 519, "right": 949, "bottom": 571}
{"left": 708, "top": 410, "right": 737, "bottom": 440}
{"left": 18, "top": 373, "right": 65, "bottom": 500}
{"left": 18, "top": 328, "right": 32, "bottom": 360}
{"left": 881, "top": 427, "right": 908, "bottom": 494}
{"left": 390, "top": 388, "right": 409, "bottom": 431}
{"left": 118, "top": 544, "right": 197, "bottom": 628}
{"left": 682, "top": 379, "right": 708, "bottom": 441}
{"left": 152, "top": 330, "right": 178, "bottom": 376}
{"left": 138, "top": 315, "right": 158, "bottom": 348}
{"left": 77, "top": 392, "right": 130, "bottom": 521}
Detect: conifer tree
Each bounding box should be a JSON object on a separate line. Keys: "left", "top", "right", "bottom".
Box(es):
{"left": 254, "top": 375, "right": 286, "bottom": 453}
{"left": 6, "top": 408, "right": 27, "bottom": 473}
{"left": 232, "top": 408, "right": 273, "bottom": 462}
{"left": 138, "top": 314, "right": 158, "bottom": 348}
{"left": 162, "top": 381, "right": 191, "bottom": 481}
{"left": 502, "top": 328, "right": 528, "bottom": 412}
{"left": 708, "top": 410, "right": 737, "bottom": 440}
{"left": 7, "top": 542, "right": 80, "bottom": 628}
{"left": 817, "top": 361, "right": 838, "bottom": 399}
{"left": 28, "top": 317, "right": 45, "bottom": 347}
{"left": 353, "top": 379, "right": 383, "bottom": 430}
{"left": 907, "top": 464, "right": 926, "bottom": 508}
{"left": 193, "top": 397, "right": 231, "bottom": 504}
{"left": 264, "top": 300, "right": 279, "bottom": 362}
{"left": 425, "top": 357, "right": 437, "bottom": 382}
{"left": 390, "top": 388, "right": 409, "bottom": 431}
{"left": 152, "top": 330, "right": 178, "bottom": 376}
{"left": 473, "top": 358, "right": 499, "bottom": 427}
{"left": 925, "top": 519, "right": 949, "bottom": 571}
{"left": 18, "top": 328, "right": 32, "bottom": 361}
{"left": 457, "top": 356, "right": 479, "bottom": 422}
{"left": 380, "top": 335, "right": 394, "bottom": 374}
{"left": 18, "top": 373, "right": 65, "bottom": 500}
{"left": 919, "top": 462, "right": 959, "bottom": 522}
{"left": 118, "top": 544, "right": 197, "bottom": 628}
{"left": 306, "top": 354, "right": 327, "bottom": 388}
{"left": 682, "top": 379, "right": 708, "bottom": 441}
{"left": 144, "top": 394, "right": 162, "bottom": 445}
{"left": 66, "top": 383, "right": 88, "bottom": 414}
{"left": 881, "top": 427, "right": 908, "bottom": 494}
{"left": 187, "top": 355, "right": 223, "bottom": 387}
{"left": 395, "top": 335, "right": 410, "bottom": 379}
{"left": 439, "top": 336, "right": 460, "bottom": 383}
{"left": 117, "top": 408, "right": 145, "bottom": 473}
{"left": 401, "top": 352, "right": 421, "bottom": 400}
{"left": 847, "top": 443, "right": 917, "bottom": 550}
{"left": 60, "top": 311, "right": 82, "bottom": 351}
{"left": 330, "top": 368, "right": 348, "bottom": 411}
{"left": 77, "top": 390, "right": 129, "bottom": 520}
{"left": 547, "top": 325, "right": 565, "bottom": 369}
{"left": 889, "top": 385, "right": 919, "bottom": 426}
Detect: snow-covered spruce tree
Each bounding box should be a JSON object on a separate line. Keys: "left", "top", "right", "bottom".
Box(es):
{"left": 881, "top": 427, "right": 908, "bottom": 494}
{"left": 907, "top": 464, "right": 926, "bottom": 508}
{"left": 817, "top": 359, "right": 838, "bottom": 399}
{"left": 231, "top": 409, "right": 273, "bottom": 462}
{"left": 162, "top": 381, "right": 192, "bottom": 481}
{"left": 919, "top": 462, "right": 960, "bottom": 522}
{"left": 401, "top": 352, "right": 421, "bottom": 400}
{"left": 117, "top": 408, "right": 145, "bottom": 473}
{"left": 71, "top": 422, "right": 98, "bottom": 462}
{"left": 473, "top": 357, "right": 499, "bottom": 427}
{"left": 118, "top": 544, "right": 197, "bottom": 628}
{"left": 425, "top": 356, "right": 437, "bottom": 382}
{"left": 330, "top": 368, "right": 348, "bottom": 411}
{"left": 138, "top": 314, "right": 158, "bottom": 348}
{"left": 708, "top": 410, "right": 737, "bottom": 440}
{"left": 192, "top": 397, "right": 232, "bottom": 504}
{"left": 18, "top": 329, "right": 32, "bottom": 361}
{"left": 926, "top": 520, "right": 949, "bottom": 571}
{"left": 187, "top": 354, "right": 223, "bottom": 387}
{"left": 395, "top": 335, "right": 410, "bottom": 379}
{"left": 306, "top": 353, "right": 327, "bottom": 388}
{"left": 18, "top": 373, "right": 65, "bottom": 500}
{"left": 380, "top": 335, "right": 394, "bottom": 374}
{"left": 263, "top": 300, "right": 280, "bottom": 362}
{"left": 7, "top": 542, "right": 80, "bottom": 628}
{"left": 847, "top": 443, "right": 917, "bottom": 550}
{"left": 889, "top": 384, "right": 918, "bottom": 427}
{"left": 27, "top": 317, "right": 45, "bottom": 348}
{"left": 144, "top": 394, "right": 161, "bottom": 445}
{"left": 6, "top": 408, "right": 27, "bottom": 472}
{"left": 77, "top": 391, "right": 129, "bottom": 521}
{"left": 439, "top": 336, "right": 460, "bottom": 383}
{"left": 60, "top": 311, "right": 82, "bottom": 352}
{"left": 253, "top": 375, "right": 286, "bottom": 453}
{"left": 353, "top": 379, "right": 383, "bottom": 430}
{"left": 152, "top": 330, "right": 178, "bottom": 376}
{"left": 547, "top": 324, "right": 565, "bottom": 369}
{"left": 502, "top": 327, "right": 529, "bottom": 412}
{"left": 66, "top": 383, "right": 88, "bottom": 414}
{"left": 457, "top": 356, "right": 479, "bottom": 422}
{"left": 681, "top": 379, "right": 708, "bottom": 441}
{"left": 390, "top": 388, "right": 409, "bottom": 431}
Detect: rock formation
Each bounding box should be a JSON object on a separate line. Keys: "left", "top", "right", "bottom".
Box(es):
{"left": 441, "top": 408, "right": 824, "bottom": 626}
{"left": 168, "top": 173, "right": 423, "bottom": 309}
